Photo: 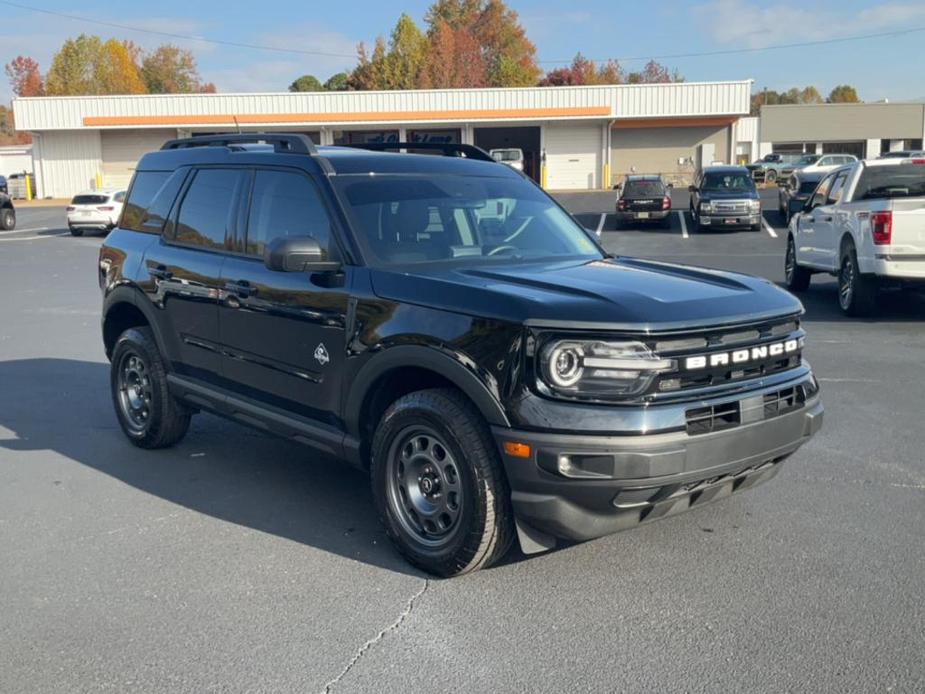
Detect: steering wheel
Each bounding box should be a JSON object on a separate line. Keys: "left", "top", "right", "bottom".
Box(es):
{"left": 488, "top": 244, "right": 519, "bottom": 256}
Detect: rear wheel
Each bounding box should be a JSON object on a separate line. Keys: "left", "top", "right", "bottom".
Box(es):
{"left": 370, "top": 388, "right": 513, "bottom": 577}
{"left": 110, "top": 327, "right": 191, "bottom": 448}
{"left": 0, "top": 207, "right": 15, "bottom": 230}
{"left": 69, "top": 226, "right": 83, "bottom": 237}
{"left": 838, "top": 244, "right": 878, "bottom": 316}
{"left": 784, "top": 236, "right": 811, "bottom": 291}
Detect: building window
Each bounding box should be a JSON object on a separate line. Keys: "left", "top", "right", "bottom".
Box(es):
{"left": 333, "top": 130, "right": 400, "bottom": 145}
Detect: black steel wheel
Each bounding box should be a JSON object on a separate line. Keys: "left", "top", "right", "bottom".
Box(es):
{"left": 371, "top": 388, "right": 514, "bottom": 577}
{"left": 110, "top": 327, "right": 191, "bottom": 448}
{"left": 784, "top": 235, "right": 811, "bottom": 291}
{"left": 838, "top": 244, "right": 877, "bottom": 316}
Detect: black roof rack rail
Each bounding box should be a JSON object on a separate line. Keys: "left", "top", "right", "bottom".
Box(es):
{"left": 343, "top": 142, "right": 495, "bottom": 162}
{"left": 161, "top": 133, "right": 318, "bottom": 155}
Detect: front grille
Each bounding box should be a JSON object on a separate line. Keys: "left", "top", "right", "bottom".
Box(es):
{"left": 711, "top": 200, "right": 750, "bottom": 214}
{"left": 685, "top": 384, "right": 807, "bottom": 436}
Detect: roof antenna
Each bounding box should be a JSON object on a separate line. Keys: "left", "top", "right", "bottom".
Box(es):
{"left": 233, "top": 115, "right": 241, "bottom": 133}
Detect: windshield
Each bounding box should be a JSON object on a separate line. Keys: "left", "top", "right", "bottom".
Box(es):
{"left": 701, "top": 172, "right": 755, "bottom": 192}
{"left": 796, "top": 155, "right": 820, "bottom": 166}
{"left": 333, "top": 175, "right": 602, "bottom": 266}
{"left": 854, "top": 165, "right": 925, "bottom": 200}
{"left": 491, "top": 150, "right": 522, "bottom": 162}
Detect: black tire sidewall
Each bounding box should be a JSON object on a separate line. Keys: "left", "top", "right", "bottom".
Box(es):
{"left": 110, "top": 328, "right": 175, "bottom": 445}
{"left": 371, "top": 391, "right": 502, "bottom": 576}
{"left": 0, "top": 209, "right": 14, "bottom": 230}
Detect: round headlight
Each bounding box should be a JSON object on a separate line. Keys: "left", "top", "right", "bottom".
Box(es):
{"left": 547, "top": 343, "right": 584, "bottom": 388}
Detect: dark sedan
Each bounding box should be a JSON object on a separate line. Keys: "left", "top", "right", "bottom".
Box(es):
{"left": 778, "top": 170, "right": 825, "bottom": 224}
{"left": 615, "top": 175, "right": 671, "bottom": 228}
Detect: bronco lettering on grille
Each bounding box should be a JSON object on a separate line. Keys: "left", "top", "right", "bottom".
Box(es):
{"left": 683, "top": 339, "right": 801, "bottom": 370}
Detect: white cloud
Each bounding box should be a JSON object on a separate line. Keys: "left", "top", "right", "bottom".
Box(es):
{"left": 692, "top": 0, "right": 925, "bottom": 48}
{"left": 520, "top": 10, "right": 594, "bottom": 41}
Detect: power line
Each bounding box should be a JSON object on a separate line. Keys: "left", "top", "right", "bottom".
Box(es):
{"left": 0, "top": 0, "right": 357, "bottom": 59}
{"left": 537, "top": 25, "right": 925, "bottom": 64}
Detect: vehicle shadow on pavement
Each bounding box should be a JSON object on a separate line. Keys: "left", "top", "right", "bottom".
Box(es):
{"left": 0, "top": 358, "right": 423, "bottom": 577}
{"left": 784, "top": 280, "right": 925, "bottom": 323}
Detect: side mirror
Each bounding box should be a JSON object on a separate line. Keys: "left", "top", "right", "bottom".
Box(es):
{"left": 688, "top": 185, "right": 696, "bottom": 193}
{"left": 612, "top": 183, "right": 621, "bottom": 191}
{"left": 666, "top": 182, "right": 674, "bottom": 189}
{"left": 264, "top": 235, "right": 340, "bottom": 273}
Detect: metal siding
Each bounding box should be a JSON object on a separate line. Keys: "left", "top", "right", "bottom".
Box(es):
{"left": 100, "top": 129, "right": 177, "bottom": 189}
{"left": 13, "top": 81, "right": 751, "bottom": 131}
{"left": 761, "top": 103, "right": 925, "bottom": 142}
{"left": 611, "top": 125, "right": 729, "bottom": 185}
{"left": 33, "top": 130, "right": 101, "bottom": 198}
{"left": 546, "top": 123, "right": 600, "bottom": 190}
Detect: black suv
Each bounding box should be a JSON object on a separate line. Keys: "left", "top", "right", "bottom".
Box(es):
{"left": 100, "top": 134, "right": 823, "bottom": 576}
{"left": 614, "top": 175, "right": 671, "bottom": 229}
{"left": 689, "top": 166, "right": 762, "bottom": 232}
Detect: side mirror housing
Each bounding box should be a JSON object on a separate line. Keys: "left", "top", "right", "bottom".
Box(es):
{"left": 264, "top": 235, "right": 340, "bottom": 273}
{"left": 612, "top": 183, "right": 621, "bottom": 190}
{"left": 666, "top": 182, "right": 674, "bottom": 189}
{"left": 687, "top": 185, "right": 696, "bottom": 193}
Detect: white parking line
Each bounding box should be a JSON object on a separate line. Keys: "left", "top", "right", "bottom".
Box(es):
{"left": 762, "top": 216, "right": 778, "bottom": 238}
{"left": 0, "top": 226, "right": 49, "bottom": 235}
{"left": 595, "top": 213, "right": 606, "bottom": 237}
{"left": 677, "top": 210, "right": 689, "bottom": 239}
{"left": 0, "top": 231, "right": 67, "bottom": 242}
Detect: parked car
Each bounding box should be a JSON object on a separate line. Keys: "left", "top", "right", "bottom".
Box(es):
{"left": 785, "top": 157, "right": 925, "bottom": 315}
{"left": 879, "top": 150, "right": 925, "bottom": 159}
{"left": 778, "top": 170, "right": 825, "bottom": 224}
{"left": 489, "top": 148, "right": 524, "bottom": 171}
{"left": 0, "top": 174, "right": 7, "bottom": 195}
{"left": 615, "top": 174, "right": 671, "bottom": 228}
{"left": 99, "top": 133, "right": 822, "bottom": 576}
{"left": 66, "top": 189, "right": 125, "bottom": 236}
{"left": 689, "top": 166, "right": 762, "bottom": 231}
{"left": 746, "top": 153, "right": 801, "bottom": 183}
{"left": 781, "top": 153, "right": 857, "bottom": 180}
{"left": 0, "top": 191, "right": 15, "bottom": 230}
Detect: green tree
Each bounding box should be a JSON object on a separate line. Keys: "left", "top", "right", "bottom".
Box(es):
{"left": 323, "top": 72, "right": 350, "bottom": 91}
{"left": 350, "top": 36, "right": 389, "bottom": 89}
{"left": 288, "top": 74, "right": 324, "bottom": 92}
{"left": 45, "top": 34, "right": 102, "bottom": 95}
{"left": 384, "top": 13, "right": 428, "bottom": 90}
{"left": 142, "top": 45, "right": 206, "bottom": 93}
{"left": 828, "top": 84, "right": 860, "bottom": 103}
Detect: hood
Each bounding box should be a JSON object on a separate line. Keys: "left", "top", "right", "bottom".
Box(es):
{"left": 369, "top": 257, "right": 802, "bottom": 331}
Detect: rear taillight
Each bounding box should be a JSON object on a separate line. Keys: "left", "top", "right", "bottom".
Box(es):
{"left": 617, "top": 199, "right": 627, "bottom": 211}
{"left": 97, "top": 206, "right": 114, "bottom": 211}
{"left": 903, "top": 159, "right": 925, "bottom": 165}
{"left": 662, "top": 196, "right": 671, "bottom": 210}
{"left": 870, "top": 211, "right": 892, "bottom": 245}
{"left": 66, "top": 206, "right": 75, "bottom": 211}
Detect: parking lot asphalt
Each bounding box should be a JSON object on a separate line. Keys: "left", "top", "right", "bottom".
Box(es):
{"left": 2, "top": 200, "right": 924, "bottom": 693}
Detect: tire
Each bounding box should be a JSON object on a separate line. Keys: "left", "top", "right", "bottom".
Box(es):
{"left": 0, "top": 207, "right": 15, "bottom": 230}
{"left": 69, "top": 226, "right": 83, "bottom": 237}
{"left": 766, "top": 169, "right": 778, "bottom": 184}
{"left": 370, "top": 388, "right": 514, "bottom": 577}
{"left": 690, "top": 207, "right": 701, "bottom": 233}
{"left": 110, "top": 326, "right": 191, "bottom": 449}
{"left": 784, "top": 235, "right": 811, "bottom": 291}
{"left": 750, "top": 223, "right": 762, "bottom": 231}
{"left": 838, "top": 244, "right": 878, "bottom": 316}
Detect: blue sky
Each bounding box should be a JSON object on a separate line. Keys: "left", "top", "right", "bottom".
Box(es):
{"left": 2, "top": 0, "right": 924, "bottom": 101}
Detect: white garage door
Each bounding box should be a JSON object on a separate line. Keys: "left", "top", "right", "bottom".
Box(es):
{"left": 101, "top": 129, "right": 178, "bottom": 189}
{"left": 546, "top": 124, "right": 601, "bottom": 190}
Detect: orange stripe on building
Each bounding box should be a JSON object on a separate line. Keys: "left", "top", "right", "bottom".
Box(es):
{"left": 612, "top": 116, "right": 738, "bottom": 129}
{"left": 83, "top": 106, "right": 612, "bottom": 127}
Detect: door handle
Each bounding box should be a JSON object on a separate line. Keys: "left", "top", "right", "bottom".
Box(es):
{"left": 224, "top": 280, "right": 257, "bottom": 298}
{"left": 149, "top": 265, "right": 172, "bottom": 281}
{"left": 820, "top": 216, "right": 833, "bottom": 222}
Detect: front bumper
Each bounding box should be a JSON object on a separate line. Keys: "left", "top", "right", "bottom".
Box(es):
{"left": 494, "top": 371, "right": 822, "bottom": 547}
{"left": 698, "top": 213, "right": 761, "bottom": 228}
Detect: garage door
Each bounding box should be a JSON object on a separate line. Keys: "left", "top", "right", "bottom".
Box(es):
{"left": 101, "top": 129, "right": 178, "bottom": 189}
{"left": 545, "top": 124, "right": 600, "bottom": 190}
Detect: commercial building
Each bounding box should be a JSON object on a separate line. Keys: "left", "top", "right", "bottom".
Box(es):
{"left": 757, "top": 102, "right": 925, "bottom": 159}
{"left": 14, "top": 81, "right": 753, "bottom": 197}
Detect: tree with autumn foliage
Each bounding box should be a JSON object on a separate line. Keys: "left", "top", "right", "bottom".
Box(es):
{"left": 827, "top": 84, "right": 860, "bottom": 103}
{"left": 5, "top": 56, "right": 44, "bottom": 97}
{"left": 142, "top": 45, "right": 213, "bottom": 94}
{"left": 538, "top": 53, "right": 623, "bottom": 86}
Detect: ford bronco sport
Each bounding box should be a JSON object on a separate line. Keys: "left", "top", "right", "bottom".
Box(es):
{"left": 99, "top": 134, "right": 823, "bottom": 576}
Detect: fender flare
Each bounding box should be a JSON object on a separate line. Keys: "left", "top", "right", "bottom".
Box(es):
{"left": 102, "top": 284, "right": 174, "bottom": 360}
{"left": 343, "top": 345, "right": 511, "bottom": 436}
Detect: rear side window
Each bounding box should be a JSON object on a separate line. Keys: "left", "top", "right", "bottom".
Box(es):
{"left": 122, "top": 172, "right": 170, "bottom": 231}
{"left": 244, "top": 170, "right": 332, "bottom": 257}
{"left": 853, "top": 165, "right": 925, "bottom": 200}
{"left": 827, "top": 173, "right": 848, "bottom": 204}
{"left": 174, "top": 169, "right": 247, "bottom": 250}
{"left": 72, "top": 194, "right": 108, "bottom": 205}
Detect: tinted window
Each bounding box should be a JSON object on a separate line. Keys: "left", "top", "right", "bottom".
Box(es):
{"left": 809, "top": 175, "right": 833, "bottom": 208}
{"left": 72, "top": 194, "right": 108, "bottom": 205}
{"left": 174, "top": 169, "right": 245, "bottom": 250}
{"left": 139, "top": 169, "right": 188, "bottom": 235}
{"left": 827, "top": 173, "right": 847, "bottom": 204}
{"left": 245, "top": 170, "right": 332, "bottom": 257}
{"left": 798, "top": 179, "right": 819, "bottom": 194}
{"left": 854, "top": 164, "right": 925, "bottom": 200}
{"left": 122, "top": 172, "right": 170, "bottom": 231}
{"left": 701, "top": 172, "right": 755, "bottom": 192}
{"left": 113, "top": 191, "right": 125, "bottom": 203}
{"left": 623, "top": 180, "right": 665, "bottom": 197}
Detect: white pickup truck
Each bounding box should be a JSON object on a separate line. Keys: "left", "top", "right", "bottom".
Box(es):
{"left": 784, "top": 157, "right": 925, "bottom": 315}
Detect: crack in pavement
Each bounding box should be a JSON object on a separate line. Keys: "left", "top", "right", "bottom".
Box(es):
{"left": 321, "top": 579, "right": 429, "bottom": 693}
